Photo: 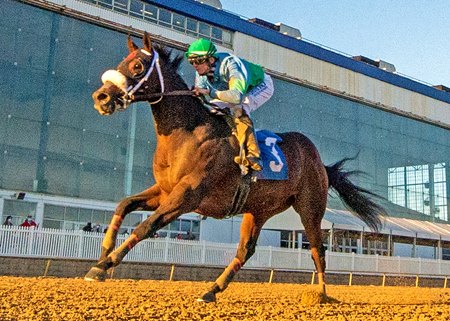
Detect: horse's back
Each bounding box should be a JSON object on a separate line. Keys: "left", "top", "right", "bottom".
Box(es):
{"left": 276, "top": 130, "right": 328, "bottom": 190}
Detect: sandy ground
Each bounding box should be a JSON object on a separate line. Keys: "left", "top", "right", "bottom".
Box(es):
{"left": 0, "top": 277, "right": 449, "bottom": 321}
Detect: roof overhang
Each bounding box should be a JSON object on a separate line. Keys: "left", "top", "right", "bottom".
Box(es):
{"left": 263, "top": 207, "right": 450, "bottom": 242}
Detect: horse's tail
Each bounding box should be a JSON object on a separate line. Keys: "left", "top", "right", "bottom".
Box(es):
{"left": 325, "top": 158, "right": 386, "bottom": 232}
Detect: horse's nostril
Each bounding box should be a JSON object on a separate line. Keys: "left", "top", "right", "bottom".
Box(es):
{"left": 96, "top": 92, "right": 109, "bottom": 102}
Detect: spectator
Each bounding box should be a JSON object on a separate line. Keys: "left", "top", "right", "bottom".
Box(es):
{"left": 82, "top": 222, "right": 93, "bottom": 232}
{"left": 92, "top": 224, "right": 101, "bottom": 233}
{"left": 3, "top": 215, "right": 13, "bottom": 226}
{"left": 20, "top": 215, "right": 37, "bottom": 228}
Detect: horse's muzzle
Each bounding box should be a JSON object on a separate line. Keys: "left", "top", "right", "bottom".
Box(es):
{"left": 92, "top": 81, "right": 126, "bottom": 115}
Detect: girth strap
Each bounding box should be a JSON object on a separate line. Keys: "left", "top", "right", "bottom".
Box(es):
{"left": 225, "top": 173, "right": 252, "bottom": 217}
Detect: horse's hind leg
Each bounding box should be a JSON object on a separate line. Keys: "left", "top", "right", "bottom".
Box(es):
{"left": 302, "top": 217, "right": 327, "bottom": 294}
{"left": 293, "top": 176, "right": 328, "bottom": 295}
{"left": 199, "top": 213, "right": 263, "bottom": 303}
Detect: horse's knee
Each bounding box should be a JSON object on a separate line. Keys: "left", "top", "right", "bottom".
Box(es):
{"left": 116, "top": 197, "right": 135, "bottom": 213}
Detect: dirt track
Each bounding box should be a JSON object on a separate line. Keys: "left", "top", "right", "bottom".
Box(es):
{"left": 0, "top": 276, "right": 449, "bottom": 321}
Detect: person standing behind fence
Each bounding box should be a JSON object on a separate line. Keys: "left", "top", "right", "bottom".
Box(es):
{"left": 2, "top": 216, "right": 13, "bottom": 226}
{"left": 82, "top": 222, "right": 93, "bottom": 232}
{"left": 20, "top": 215, "right": 37, "bottom": 228}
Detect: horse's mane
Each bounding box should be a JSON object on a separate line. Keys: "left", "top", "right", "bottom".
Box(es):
{"left": 154, "top": 45, "right": 184, "bottom": 74}
{"left": 151, "top": 43, "right": 230, "bottom": 137}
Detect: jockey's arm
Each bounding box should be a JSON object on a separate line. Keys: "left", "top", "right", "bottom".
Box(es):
{"left": 194, "top": 56, "right": 248, "bottom": 105}
{"left": 210, "top": 56, "right": 248, "bottom": 105}
{"left": 194, "top": 78, "right": 244, "bottom": 105}
{"left": 209, "top": 76, "right": 244, "bottom": 105}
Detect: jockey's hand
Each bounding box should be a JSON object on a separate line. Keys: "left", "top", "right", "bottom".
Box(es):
{"left": 193, "top": 87, "right": 210, "bottom": 96}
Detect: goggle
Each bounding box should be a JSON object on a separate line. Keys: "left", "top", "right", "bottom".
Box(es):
{"left": 188, "top": 56, "right": 209, "bottom": 65}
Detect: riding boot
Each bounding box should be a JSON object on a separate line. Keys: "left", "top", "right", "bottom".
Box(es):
{"left": 232, "top": 111, "right": 262, "bottom": 171}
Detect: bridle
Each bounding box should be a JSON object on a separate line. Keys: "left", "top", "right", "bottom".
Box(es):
{"left": 119, "top": 49, "right": 165, "bottom": 108}
{"left": 110, "top": 49, "right": 194, "bottom": 111}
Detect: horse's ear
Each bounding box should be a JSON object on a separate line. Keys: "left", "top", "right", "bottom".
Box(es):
{"left": 143, "top": 32, "right": 152, "bottom": 52}
{"left": 127, "top": 35, "right": 139, "bottom": 53}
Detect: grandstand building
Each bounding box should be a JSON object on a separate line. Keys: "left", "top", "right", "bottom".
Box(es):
{"left": 1, "top": 0, "right": 449, "bottom": 258}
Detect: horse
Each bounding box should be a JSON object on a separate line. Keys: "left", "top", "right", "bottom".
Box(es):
{"left": 85, "top": 32, "right": 386, "bottom": 302}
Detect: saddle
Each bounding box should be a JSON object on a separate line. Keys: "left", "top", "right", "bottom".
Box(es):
{"left": 199, "top": 97, "right": 288, "bottom": 180}
{"left": 200, "top": 98, "right": 288, "bottom": 216}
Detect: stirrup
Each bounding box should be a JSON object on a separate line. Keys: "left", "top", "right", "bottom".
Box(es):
{"left": 247, "top": 157, "right": 263, "bottom": 171}
{"left": 235, "top": 156, "right": 262, "bottom": 172}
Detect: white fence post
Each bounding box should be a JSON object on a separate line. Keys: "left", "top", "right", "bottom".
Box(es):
{"left": 201, "top": 240, "right": 206, "bottom": 264}
{"left": 164, "top": 237, "right": 169, "bottom": 263}
{"left": 77, "top": 230, "right": 84, "bottom": 259}
{"left": 297, "top": 249, "right": 302, "bottom": 269}
{"left": 268, "top": 246, "right": 273, "bottom": 268}
{"left": 27, "top": 228, "right": 35, "bottom": 256}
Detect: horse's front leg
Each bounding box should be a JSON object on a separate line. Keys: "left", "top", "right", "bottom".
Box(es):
{"left": 84, "top": 184, "right": 161, "bottom": 281}
{"left": 198, "top": 213, "right": 263, "bottom": 303}
{"left": 100, "top": 184, "right": 161, "bottom": 260}
{"left": 85, "top": 179, "right": 200, "bottom": 281}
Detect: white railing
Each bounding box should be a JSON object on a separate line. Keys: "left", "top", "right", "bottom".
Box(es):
{"left": 1, "top": 226, "right": 450, "bottom": 276}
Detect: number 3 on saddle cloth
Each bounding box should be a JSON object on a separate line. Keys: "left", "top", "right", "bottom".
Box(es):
{"left": 254, "top": 129, "right": 288, "bottom": 180}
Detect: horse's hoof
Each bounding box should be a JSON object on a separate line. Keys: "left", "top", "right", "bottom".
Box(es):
{"left": 301, "top": 290, "right": 327, "bottom": 306}
{"left": 84, "top": 267, "right": 107, "bottom": 282}
{"left": 196, "top": 291, "right": 216, "bottom": 303}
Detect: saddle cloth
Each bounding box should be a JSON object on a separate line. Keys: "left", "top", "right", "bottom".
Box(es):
{"left": 254, "top": 130, "right": 288, "bottom": 180}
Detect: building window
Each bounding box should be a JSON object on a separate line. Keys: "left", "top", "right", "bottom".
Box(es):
{"left": 388, "top": 163, "right": 448, "bottom": 221}
{"left": 113, "top": 0, "right": 129, "bottom": 14}
{"left": 198, "top": 22, "right": 211, "bottom": 38}
{"left": 172, "top": 13, "right": 186, "bottom": 32}
{"left": 98, "top": 0, "right": 113, "bottom": 10}
{"left": 42, "top": 204, "right": 117, "bottom": 231}
{"left": 186, "top": 17, "right": 198, "bottom": 37}
{"left": 2, "top": 200, "right": 37, "bottom": 227}
{"left": 78, "top": 0, "right": 233, "bottom": 48}
{"left": 155, "top": 217, "right": 200, "bottom": 240}
{"left": 158, "top": 8, "right": 172, "bottom": 28}
{"left": 143, "top": 4, "right": 157, "bottom": 22}
{"left": 211, "top": 27, "right": 222, "bottom": 41}
{"left": 129, "top": 0, "right": 144, "bottom": 19}
{"left": 280, "top": 230, "right": 299, "bottom": 249}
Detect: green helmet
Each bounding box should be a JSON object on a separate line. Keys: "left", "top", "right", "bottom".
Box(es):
{"left": 185, "top": 38, "right": 217, "bottom": 58}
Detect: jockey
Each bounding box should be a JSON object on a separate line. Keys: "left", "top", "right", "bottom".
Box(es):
{"left": 186, "top": 38, "right": 274, "bottom": 172}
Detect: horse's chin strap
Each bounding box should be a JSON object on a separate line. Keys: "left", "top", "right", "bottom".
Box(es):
{"left": 122, "top": 49, "right": 165, "bottom": 109}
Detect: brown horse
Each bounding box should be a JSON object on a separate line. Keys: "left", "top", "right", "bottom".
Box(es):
{"left": 85, "top": 33, "right": 385, "bottom": 302}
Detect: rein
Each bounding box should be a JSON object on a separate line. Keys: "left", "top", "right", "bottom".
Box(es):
{"left": 131, "top": 90, "right": 195, "bottom": 102}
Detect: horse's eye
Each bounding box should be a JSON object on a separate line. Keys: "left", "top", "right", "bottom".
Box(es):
{"left": 129, "top": 60, "right": 145, "bottom": 77}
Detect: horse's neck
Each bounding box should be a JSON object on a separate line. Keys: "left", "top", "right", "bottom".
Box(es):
{"left": 149, "top": 71, "right": 226, "bottom": 137}
{"left": 148, "top": 78, "right": 205, "bottom": 136}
